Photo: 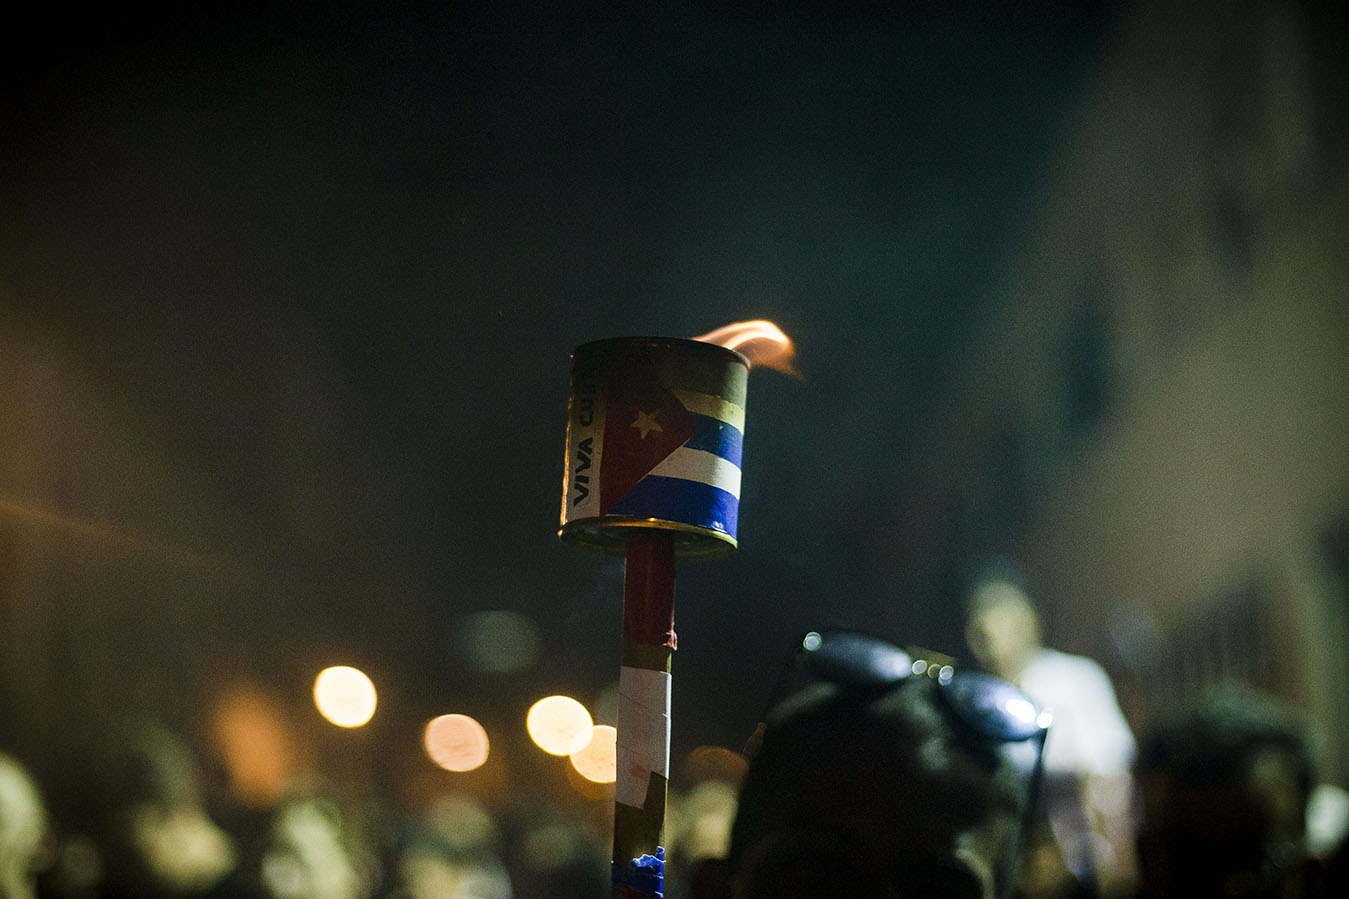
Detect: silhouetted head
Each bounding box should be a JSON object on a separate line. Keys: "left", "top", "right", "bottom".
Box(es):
{"left": 1135, "top": 684, "right": 1316, "bottom": 898}
{"left": 702, "top": 631, "right": 1049, "bottom": 899}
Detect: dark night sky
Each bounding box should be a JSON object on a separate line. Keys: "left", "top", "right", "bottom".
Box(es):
{"left": 3, "top": 2, "right": 1117, "bottom": 761}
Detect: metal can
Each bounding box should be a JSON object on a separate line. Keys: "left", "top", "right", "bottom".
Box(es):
{"left": 559, "top": 337, "right": 749, "bottom": 559}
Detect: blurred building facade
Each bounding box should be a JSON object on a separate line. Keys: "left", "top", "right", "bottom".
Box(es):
{"left": 915, "top": 0, "right": 1349, "bottom": 784}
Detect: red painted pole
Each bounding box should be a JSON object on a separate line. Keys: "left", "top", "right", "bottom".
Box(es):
{"left": 611, "top": 531, "right": 677, "bottom": 898}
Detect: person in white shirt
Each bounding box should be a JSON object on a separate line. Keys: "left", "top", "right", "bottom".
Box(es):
{"left": 965, "top": 568, "right": 1139, "bottom": 899}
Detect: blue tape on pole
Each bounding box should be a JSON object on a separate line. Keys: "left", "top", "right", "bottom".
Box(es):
{"left": 612, "top": 847, "right": 664, "bottom": 897}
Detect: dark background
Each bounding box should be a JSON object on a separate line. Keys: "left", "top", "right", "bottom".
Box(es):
{"left": 2, "top": 1, "right": 1117, "bottom": 787}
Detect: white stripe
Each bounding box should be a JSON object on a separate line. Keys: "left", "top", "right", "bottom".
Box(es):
{"left": 647, "top": 447, "right": 742, "bottom": 498}
{"left": 615, "top": 666, "right": 672, "bottom": 809}
{"left": 670, "top": 388, "right": 745, "bottom": 432}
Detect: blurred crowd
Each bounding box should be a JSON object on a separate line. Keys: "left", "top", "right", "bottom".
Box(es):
{"left": 0, "top": 720, "right": 616, "bottom": 899}
{"left": 4, "top": 565, "right": 1349, "bottom": 898}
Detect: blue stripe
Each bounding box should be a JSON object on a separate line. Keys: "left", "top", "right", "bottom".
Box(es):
{"left": 607, "top": 475, "right": 739, "bottom": 538}
{"left": 682, "top": 414, "right": 743, "bottom": 467}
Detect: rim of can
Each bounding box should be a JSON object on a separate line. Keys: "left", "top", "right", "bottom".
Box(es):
{"left": 559, "top": 517, "right": 737, "bottom": 560}
{"left": 570, "top": 336, "right": 751, "bottom": 369}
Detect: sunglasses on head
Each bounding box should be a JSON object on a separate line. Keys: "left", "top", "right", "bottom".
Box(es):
{"left": 789, "top": 630, "right": 1050, "bottom": 739}
{"left": 762, "top": 630, "right": 1053, "bottom": 899}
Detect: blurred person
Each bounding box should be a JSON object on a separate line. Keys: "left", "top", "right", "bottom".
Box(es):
{"left": 1133, "top": 683, "right": 1330, "bottom": 898}
{"left": 693, "top": 629, "right": 1051, "bottom": 899}
{"left": 497, "top": 800, "right": 608, "bottom": 899}
{"left": 90, "top": 722, "right": 251, "bottom": 898}
{"left": 0, "top": 751, "right": 50, "bottom": 899}
{"left": 965, "top": 565, "right": 1138, "bottom": 898}
{"left": 254, "top": 792, "right": 377, "bottom": 899}
{"left": 382, "top": 824, "right": 512, "bottom": 899}
{"left": 664, "top": 779, "right": 740, "bottom": 899}
{"left": 381, "top": 792, "right": 512, "bottom": 899}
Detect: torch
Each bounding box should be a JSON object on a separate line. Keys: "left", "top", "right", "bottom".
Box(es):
{"left": 559, "top": 326, "right": 785, "bottom": 898}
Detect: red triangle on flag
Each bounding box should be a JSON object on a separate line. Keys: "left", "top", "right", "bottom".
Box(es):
{"left": 600, "top": 381, "right": 696, "bottom": 514}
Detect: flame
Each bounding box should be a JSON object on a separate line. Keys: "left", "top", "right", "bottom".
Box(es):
{"left": 693, "top": 319, "right": 797, "bottom": 375}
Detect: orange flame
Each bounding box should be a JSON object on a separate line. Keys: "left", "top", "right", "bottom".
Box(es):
{"left": 693, "top": 320, "right": 797, "bottom": 375}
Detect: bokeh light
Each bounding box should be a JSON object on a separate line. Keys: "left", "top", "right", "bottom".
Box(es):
{"left": 526, "top": 695, "right": 593, "bottom": 755}
{"left": 681, "top": 745, "right": 750, "bottom": 786}
{"left": 423, "top": 714, "right": 490, "bottom": 772}
{"left": 208, "top": 686, "right": 297, "bottom": 806}
{"left": 569, "top": 724, "right": 617, "bottom": 783}
{"left": 313, "top": 665, "right": 377, "bottom": 728}
{"left": 565, "top": 752, "right": 617, "bottom": 801}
